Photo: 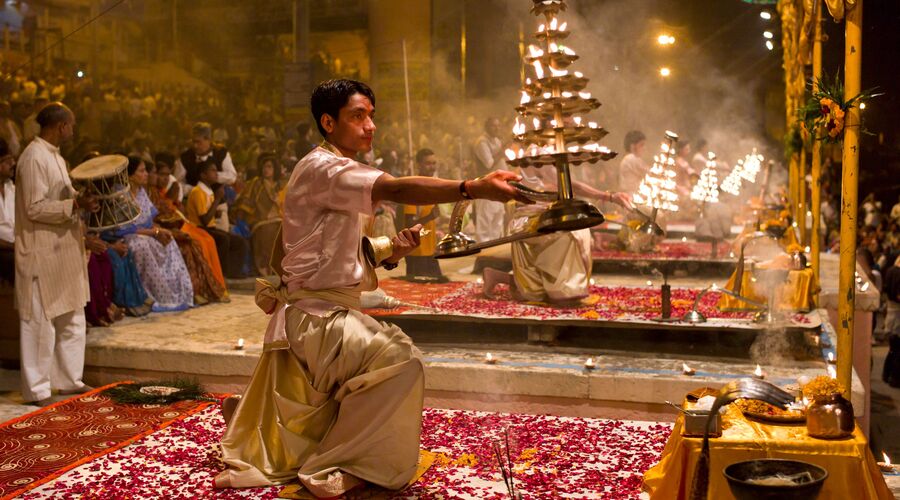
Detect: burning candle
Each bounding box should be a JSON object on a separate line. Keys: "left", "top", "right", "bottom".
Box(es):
{"left": 584, "top": 358, "right": 595, "bottom": 370}
{"left": 878, "top": 452, "right": 897, "bottom": 473}
{"left": 753, "top": 364, "right": 765, "bottom": 379}
{"left": 485, "top": 352, "right": 497, "bottom": 364}
{"left": 235, "top": 338, "right": 245, "bottom": 350}
{"left": 682, "top": 363, "right": 696, "bottom": 376}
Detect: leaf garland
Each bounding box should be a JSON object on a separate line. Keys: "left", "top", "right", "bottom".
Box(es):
{"left": 104, "top": 378, "right": 215, "bottom": 405}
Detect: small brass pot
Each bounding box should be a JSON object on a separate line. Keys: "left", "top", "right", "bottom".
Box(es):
{"left": 806, "top": 393, "right": 854, "bottom": 439}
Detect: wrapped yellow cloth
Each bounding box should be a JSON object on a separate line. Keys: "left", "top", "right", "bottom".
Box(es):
{"left": 643, "top": 405, "right": 893, "bottom": 499}
{"left": 718, "top": 267, "right": 816, "bottom": 312}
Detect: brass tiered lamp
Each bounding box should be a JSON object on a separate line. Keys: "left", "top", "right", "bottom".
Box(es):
{"left": 435, "top": 0, "right": 617, "bottom": 259}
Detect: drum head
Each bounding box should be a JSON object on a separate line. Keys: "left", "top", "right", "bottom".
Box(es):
{"left": 71, "top": 154, "right": 128, "bottom": 180}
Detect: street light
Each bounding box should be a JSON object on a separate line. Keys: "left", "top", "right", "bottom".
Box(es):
{"left": 765, "top": 40, "right": 774, "bottom": 51}
{"left": 659, "top": 67, "right": 672, "bottom": 77}
{"left": 657, "top": 34, "right": 676, "bottom": 46}
{"left": 763, "top": 30, "right": 774, "bottom": 39}
{"left": 760, "top": 11, "right": 772, "bottom": 20}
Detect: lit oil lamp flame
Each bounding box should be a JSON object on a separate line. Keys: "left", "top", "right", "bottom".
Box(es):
{"left": 549, "top": 42, "right": 559, "bottom": 52}
{"left": 884, "top": 451, "right": 892, "bottom": 466}
{"left": 561, "top": 91, "right": 573, "bottom": 98}
{"left": 485, "top": 352, "right": 497, "bottom": 364}
{"left": 879, "top": 451, "right": 896, "bottom": 472}
{"left": 563, "top": 46, "right": 576, "bottom": 56}
{"left": 578, "top": 91, "right": 591, "bottom": 99}
{"left": 753, "top": 364, "right": 765, "bottom": 379}
{"left": 574, "top": 71, "right": 583, "bottom": 78}
{"left": 542, "top": 92, "right": 552, "bottom": 99}
{"left": 520, "top": 91, "right": 531, "bottom": 105}
{"left": 827, "top": 365, "right": 837, "bottom": 379}
{"left": 559, "top": 21, "right": 567, "bottom": 31}
{"left": 584, "top": 358, "right": 595, "bottom": 370}
{"left": 533, "top": 61, "right": 545, "bottom": 79}
{"left": 682, "top": 363, "right": 695, "bottom": 376}
{"left": 505, "top": 149, "right": 516, "bottom": 161}
{"left": 549, "top": 65, "right": 568, "bottom": 77}
{"left": 549, "top": 17, "right": 558, "bottom": 31}
{"left": 827, "top": 352, "right": 835, "bottom": 363}
{"left": 550, "top": 119, "right": 558, "bottom": 127}
{"left": 235, "top": 338, "right": 245, "bottom": 350}
{"left": 588, "top": 121, "right": 598, "bottom": 129}
{"left": 528, "top": 44, "right": 544, "bottom": 58}
{"left": 532, "top": 117, "right": 540, "bottom": 129}
{"left": 538, "top": 23, "right": 545, "bottom": 32}
{"left": 573, "top": 116, "right": 582, "bottom": 127}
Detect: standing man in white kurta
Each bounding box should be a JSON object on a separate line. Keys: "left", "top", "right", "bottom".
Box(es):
{"left": 472, "top": 117, "right": 508, "bottom": 243}
{"left": 15, "top": 103, "right": 99, "bottom": 406}
{"left": 215, "top": 80, "right": 531, "bottom": 498}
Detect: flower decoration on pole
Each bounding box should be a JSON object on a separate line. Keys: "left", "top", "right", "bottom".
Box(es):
{"left": 633, "top": 131, "right": 680, "bottom": 214}
{"left": 798, "top": 71, "right": 880, "bottom": 144}
{"left": 690, "top": 152, "right": 719, "bottom": 205}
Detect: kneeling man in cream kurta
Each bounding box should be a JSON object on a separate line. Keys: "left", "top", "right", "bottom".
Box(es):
{"left": 214, "top": 79, "right": 531, "bottom": 498}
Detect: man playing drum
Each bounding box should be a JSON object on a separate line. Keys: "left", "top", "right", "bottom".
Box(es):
{"left": 15, "top": 102, "right": 99, "bottom": 406}
{"left": 215, "top": 79, "right": 531, "bottom": 497}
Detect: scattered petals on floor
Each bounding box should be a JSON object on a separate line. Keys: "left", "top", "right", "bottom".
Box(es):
{"left": 366, "top": 279, "right": 467, "bottom": 316}
{"left": 0, "top": 384, "right": 213, "bottom": 499}
{"left": 592, "top": 241, "right": 730, "bottom": 261}
{"left": 19, "top": 406, "right": 672, "bottom": 500}
{"left": 425, "top": 282, "right": 755, "bottom": 323}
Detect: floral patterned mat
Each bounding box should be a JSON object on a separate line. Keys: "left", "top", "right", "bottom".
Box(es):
{"left": 18, "top": 405, "right": 672, "bottom": 499}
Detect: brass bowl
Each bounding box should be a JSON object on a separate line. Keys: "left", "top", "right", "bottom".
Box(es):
{"left": 724, "top": 459, "right": 827, "bottom": 500}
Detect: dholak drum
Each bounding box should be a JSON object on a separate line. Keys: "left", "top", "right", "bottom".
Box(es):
{"left": 70, "top": 155, "right": 142, "bottom": 231}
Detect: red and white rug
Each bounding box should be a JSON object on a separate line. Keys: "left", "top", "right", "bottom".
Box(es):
{"left": 12, "top": 403, "right": 672, "bottom": 499}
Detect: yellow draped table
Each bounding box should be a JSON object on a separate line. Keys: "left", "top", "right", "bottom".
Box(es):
{"left": 642, "top": 405, "right": 893, "bottom": 499}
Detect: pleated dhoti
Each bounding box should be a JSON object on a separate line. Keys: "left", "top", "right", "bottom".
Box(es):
{"left": 215, "top": 305, "right": 424, "bottom": 497}
{"left": 511, "top": 227, "right": 592, "bottom": 303}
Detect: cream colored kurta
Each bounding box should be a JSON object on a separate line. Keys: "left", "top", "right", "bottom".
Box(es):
{"left": 216, "top": 144, "right": 425, "bottom": 497}
{"left": 14, "top": 137, "right": 89, "bottom": 321}
{"left": 510, "top": 166, "right": 591, "bottom": 303}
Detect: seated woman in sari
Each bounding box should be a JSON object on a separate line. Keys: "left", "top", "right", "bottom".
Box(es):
{"left": 147, "top": 159, "right": 228, "bottom": 304}
{"left": 232, "top": 154, "right": 285, "bottom": 276}
{"left": 103, "top": 156, "right": 194, "bottom": 312}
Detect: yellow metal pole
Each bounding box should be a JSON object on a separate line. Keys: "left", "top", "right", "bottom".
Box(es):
{"left": 810, "top": 0, "right": 823, "bottom": 299}
{"left": 798, "top": 147, "right": 807, "bottom": 242}
{"left": 837, "top": 0, "right": 862, "bottom": 400}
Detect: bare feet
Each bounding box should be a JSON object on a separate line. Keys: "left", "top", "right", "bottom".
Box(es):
{"left": 482, "top": 268, "right": 513, "bottom": 299}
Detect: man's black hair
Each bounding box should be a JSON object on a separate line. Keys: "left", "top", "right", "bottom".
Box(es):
{"left": 415, "top": 148, "right": 435, "bottom": 165}
{"left": 310, "top": 79, "right": 376, "bottom": 138}
{"left": 36, "top": 102, "right": 73, "bottom": 129}
{"left": 0, "top": 137, "right": 8, "bottom": 158}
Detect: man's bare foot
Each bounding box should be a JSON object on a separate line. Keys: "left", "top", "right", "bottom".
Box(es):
{"left": 482, "top": 267, "right": 512, "bottom": 299}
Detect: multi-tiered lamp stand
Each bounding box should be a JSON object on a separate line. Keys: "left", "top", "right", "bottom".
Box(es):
{"left": 435, "top": 0, "right": 617, "bottom": 259}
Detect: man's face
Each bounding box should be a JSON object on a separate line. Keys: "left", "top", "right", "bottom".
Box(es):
{"left": 417, "top": 154, "right": 437, "bottom": 176}
{"left": 323, "top": 93, "right": 376, "bottom": 155}
{"left": 192, "top": 135, "right": 211, "bottom": 156}
{"left": 200, "top": 166, "right": 218, "bottom": 185}
{"left": 0, "top": 154, "right": 14, "bottom": 179}
{"left": 59, "top": 114, "right": 76, "bottom": 143}
{"left": 485, "top": 119, "right": 501, "bottom": 139}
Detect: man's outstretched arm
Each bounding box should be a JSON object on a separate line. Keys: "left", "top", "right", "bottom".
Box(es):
{"left": 372, "top": 170, "right": 535, "bottom": 206}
